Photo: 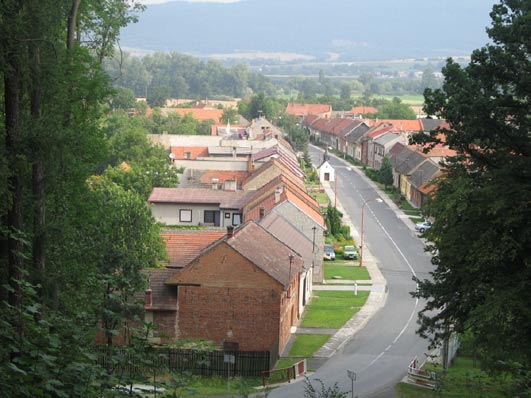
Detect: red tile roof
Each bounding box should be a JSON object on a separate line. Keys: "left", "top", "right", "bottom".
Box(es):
{"left": 170, "top": 146, "right": 209, "bottom": 160}
{"left": 199, "top": 170, "right": 250, "bottom": 186}
{"left": 366, "top": 125, "right": 394, "bottom": 139}
{"left": 164, "top": 108, "right": 223, "bottom": 122}
{"left": 161, "top": 230, "right": 226, "bottom": 267}
{"left": 410, "top": 143, "right": 457, "bottom": 158}
{"left": 418, "top": 173, "right": 442, "bottom": 195}
{"left": 309, "top": 117, "right": 364, "bottom": 138}
{"left": 164, "top": 221, "right": 303, "bottom": 289}
{"left": 285, "top": 103, "right": 331, "bottom": 117}
{"left": 351, "top": 106, "right": 378, "bottom": 114}
{"left": 149, "top": 188, "right": 253, "bottom": 209}
{"left": 364, "top": 119, "right": 423, "bottom": 131}
{"left": 301, "top": 114, "right": 320, "bottom": 127}
{"left": 243, "top": 174, "right": 325, "bottom": 228}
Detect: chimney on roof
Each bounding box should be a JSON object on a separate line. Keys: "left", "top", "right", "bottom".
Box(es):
{"left": 227, "top": 225, "right": 234, "bottom": 238}
{"left": 145, "top": 289, "right": 152, "bottom": 309}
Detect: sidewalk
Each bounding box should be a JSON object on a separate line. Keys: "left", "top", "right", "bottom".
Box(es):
{"left": 280, "top": 169, "right": 389, "bottom": 361}
{"left": 311, "top": 178, "right": 388, "bottom": 358}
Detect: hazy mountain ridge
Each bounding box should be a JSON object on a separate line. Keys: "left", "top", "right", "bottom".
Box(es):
{"left": 122, "top": 0, "right": 496, "bottom": 61}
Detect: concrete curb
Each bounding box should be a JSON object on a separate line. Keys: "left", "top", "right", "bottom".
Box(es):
{"left": 312, "top": 172, "right": 389, "bottom": 358}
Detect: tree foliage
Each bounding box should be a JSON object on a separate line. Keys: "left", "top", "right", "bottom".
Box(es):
{"left": 105, "top": 51, "right": 273, "bottom": 99}
{"left": 377, "top": 155, "right": 394, "bottom": 189}
{"left": 413, "top": 0, "right": 531, "bottom": 384}
{"left": 0, "top": 1, "right": 168, "bottom": 396}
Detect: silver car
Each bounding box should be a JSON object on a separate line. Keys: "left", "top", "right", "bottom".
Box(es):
{"left": 324, "top": 244, "right": 336, "bottom": 260}
{"left": 415, "top": 221, "right": 432, "bottom": 233}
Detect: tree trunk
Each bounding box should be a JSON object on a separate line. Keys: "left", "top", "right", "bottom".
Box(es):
{"left": 30, "top": 42, "right": 47, "bottom": 296}
{"left": 67, "top": 0, "right": 81, "bottom": 52}
{"left": 4, "top": 3, "right": 24, "bottom": 307}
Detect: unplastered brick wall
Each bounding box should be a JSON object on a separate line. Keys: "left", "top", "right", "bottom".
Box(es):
{"left": 176, "top": 243, "right": 285, "bottom": 353}
{"left": 152, "top": 310, "right": 178, "bottom": 342}
{"left": 178, "top": 286, "right": 281, "bottom": 352}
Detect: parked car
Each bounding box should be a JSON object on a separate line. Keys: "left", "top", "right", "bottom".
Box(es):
{"left": 415, "top": 220, "right": 432, "bottom": 233}
{"left": 323, "top": 244, "right": 336, "bottom": 261}
{"left": 343, "top": 245, "right": 358, "bottom": 260}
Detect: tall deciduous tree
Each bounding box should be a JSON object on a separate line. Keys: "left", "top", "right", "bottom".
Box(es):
{"left": 413, "top": 0, "right": 531, "bottom": 387}
{"left": 377, "top": 156, "right": 393, "bottom": 189}
{"left": 0, "top": 0, "right": 156, "bottom": 396}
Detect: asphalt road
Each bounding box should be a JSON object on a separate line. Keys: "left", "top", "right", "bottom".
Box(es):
{"left": 269, "top": 147, "right": 434, "bottom": 398}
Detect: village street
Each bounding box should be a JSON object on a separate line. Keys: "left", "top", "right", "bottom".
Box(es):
{"left": 269, "top": 146, "right": 434, "bottom": 398}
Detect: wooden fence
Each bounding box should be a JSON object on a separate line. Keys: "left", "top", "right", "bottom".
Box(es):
{"left": 96, "top": 347, "right": 270, "bottom": 377}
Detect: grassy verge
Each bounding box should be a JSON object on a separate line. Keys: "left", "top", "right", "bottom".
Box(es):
{"left": 301, "top": 290, "right": 369, "bottom": 328}
{"left": 289, "top": 334, "right": 331, "bottom": 357}
{"left": 310, "top": 191, "right": 331, "bottom": 205}
{"left": 396, "top": 357, "right": 513, "bottom": 398}
{"left": 324, "top": 265, "right": 370, "bottom": 280}
{"left": 156, "top": 374, "right": 263, "bottom": 396}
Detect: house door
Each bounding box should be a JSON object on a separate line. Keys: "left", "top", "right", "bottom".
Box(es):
{"left": 324, "top": 172, "right": 330, "bottom": 181}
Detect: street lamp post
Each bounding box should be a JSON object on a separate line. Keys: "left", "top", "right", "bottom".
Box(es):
{"left": 360, "top": 197, "right": 382, "bottom": 267}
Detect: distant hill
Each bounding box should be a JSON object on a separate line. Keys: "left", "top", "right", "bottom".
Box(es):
{"left": 121, "top": 0, "right": 496, "bottom": 61}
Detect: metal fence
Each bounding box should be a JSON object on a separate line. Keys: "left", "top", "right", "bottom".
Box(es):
{"left": 96, "top": 347, "right": 270, "bottom": 377}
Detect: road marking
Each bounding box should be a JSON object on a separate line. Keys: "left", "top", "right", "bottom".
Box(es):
{"left": 356, "top": 194, "right": 420, "bottom": 371}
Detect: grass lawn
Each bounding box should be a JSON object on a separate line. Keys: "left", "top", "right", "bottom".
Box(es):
{"left": 379, "top": 94, "right": 425, "bottom": 105}
{"left": 399, "top": 200, "right": 420, "bottom": 212}
{"left": 396, "top": 357, "right": 513, "bottom": 398}
{"left": 324, "top": 265, "right": 370, "bottom": 280}
{"left": 289, "top": 334, "right": 331, "bottom": 357}
{"left": 301, "top": 290, "right": 369, "bottom": 328}
{"left": 310, "top": 191, "right": 331, "bottom": 205}
{"left": 156, "top": 374, "right": 263, "bottom": 396}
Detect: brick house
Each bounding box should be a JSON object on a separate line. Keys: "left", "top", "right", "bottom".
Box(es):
{"left": 149, "top": 221, "right": 303, "bottom": 360}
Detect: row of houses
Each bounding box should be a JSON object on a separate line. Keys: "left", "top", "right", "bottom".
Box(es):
{"left": 142, "top": 129, "right": 326, "bottom": 363}
{"left": 302, "top": 113, "right": 454, "bottom": 209}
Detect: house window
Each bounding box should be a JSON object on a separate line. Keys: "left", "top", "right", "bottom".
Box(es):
{"left": 259, "top": 207, "right": 265, "bottom": 218}
{"left": 179, "top": 209, "right": 192, "bottom": 222}
{"left": 204, "top": 210, "right": 220, "bottom": 226}
{"left": 204, "top": 211, "right": 216, "bottom": 223}
{"left": 232, "top": 213, "right": 242, "bottom": 226}
{"left": 184, "top": 151, "right": 191, "bottom": 159}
